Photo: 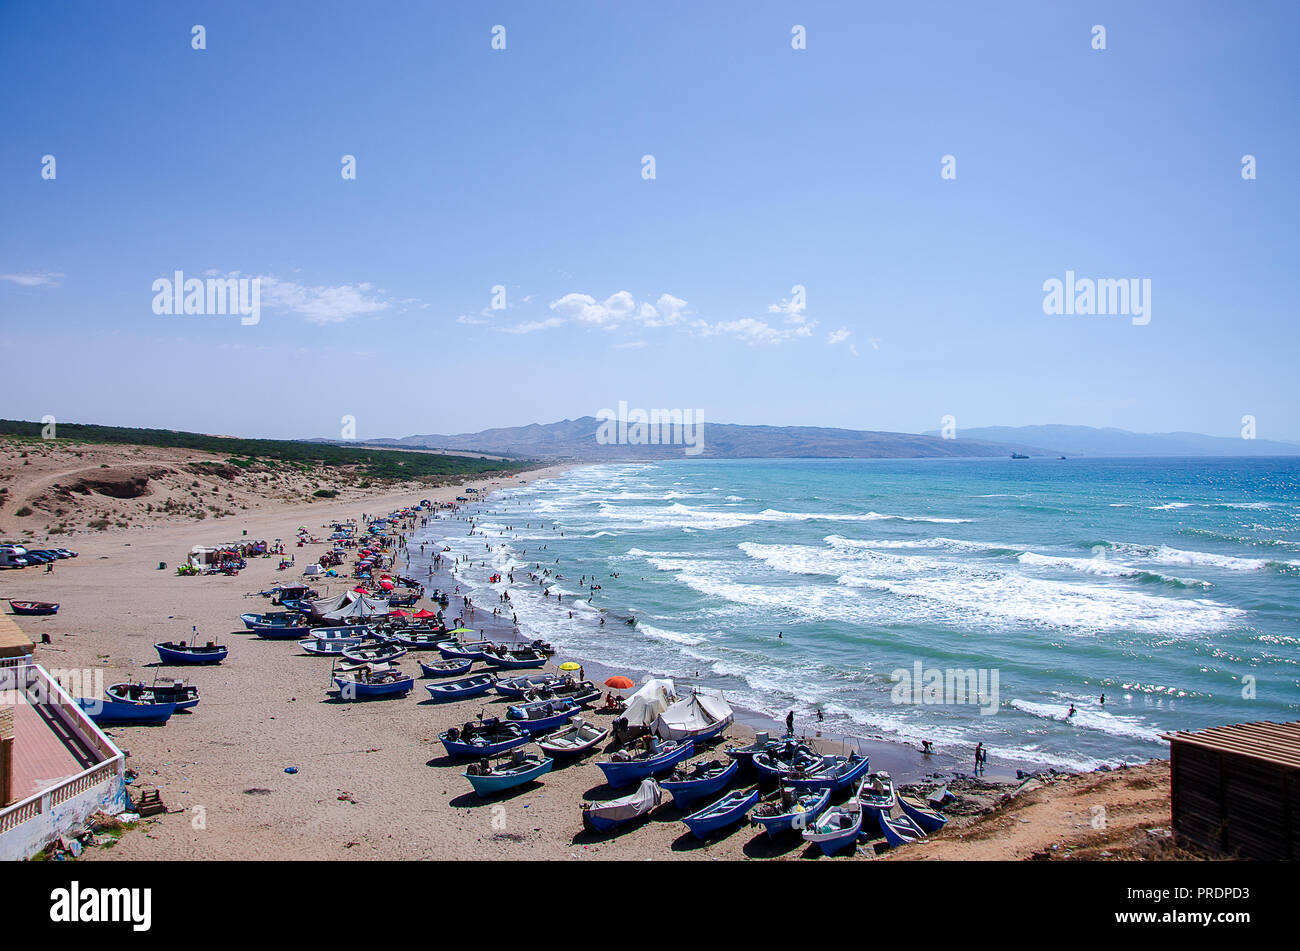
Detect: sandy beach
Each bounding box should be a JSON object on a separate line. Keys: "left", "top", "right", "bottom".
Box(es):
{"left": 0, "top": 441, "right": 1178, "bottom": 861}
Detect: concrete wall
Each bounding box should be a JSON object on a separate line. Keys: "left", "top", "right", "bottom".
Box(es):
{"left": 0, "top": 773, "right": 126, "bottom": 861}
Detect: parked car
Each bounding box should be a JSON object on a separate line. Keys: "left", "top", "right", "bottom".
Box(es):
{"left": 52, "top": 549, "right": 78, "bottom": 558}
{"left": 23, "top": 550, "right": 55, "bottom": 564}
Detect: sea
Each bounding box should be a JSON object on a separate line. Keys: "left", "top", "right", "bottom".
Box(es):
{"left": 412, "top": 457, "right": 1300, "bottom": 774}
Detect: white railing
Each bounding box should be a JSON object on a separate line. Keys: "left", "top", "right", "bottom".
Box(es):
{"left": 0, "top": 664, "right": 125, "bottom": 835}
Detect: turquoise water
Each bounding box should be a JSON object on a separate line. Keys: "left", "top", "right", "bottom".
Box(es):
{"left": 439, "top": 458, "right": 1300, "bottom": 772}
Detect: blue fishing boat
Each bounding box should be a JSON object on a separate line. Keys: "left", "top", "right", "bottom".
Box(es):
{"left": 437, "top": 640, "right": 491, "bottom": 660}
{"left": 425, "top": 673, "right": 496, "bottom": 702}
{"left": 493, "top": 673, "right": 557, "bottom": 698}
{"left": 802, "top": 799, "right": 863, "bottom": 856}
{"left": 241, "top": 612, "right": 303, "bottom": 631}
{"left": 597, "top": 738, "right": 695, "bottom": 788}
{"left": 333, "top": 667, "right": 414, "bottom": 700}
{"left": 724, "top": 732, "right": 781, "bottom": 770}
{"left": 420, "top": 657, "right": 474, "bottom": 678}
{"left": 582, "top": 779, "right": 663, "bottom": 833}
{"left": 537, "top": 719, "right": 609, "bottom": 759}
{"left": 107, "top": 680, "right": 199, "bottom": 710}
{"left": 898, "top": 794, "right": 948, "bottom": 833}
{"left": 506, "top": 698, "right": 582, "bottom": 734}
{"left": 310, "top": 625, "right": 372, "bottom": 640}
{"left": 875, "top": 810, "right": 927, "bottom": 847}
{"left": 681, "top": 786, "right": 761, "bottom": 839}
{"left": 856, "top": 771, "right": 897, "bottom": 822}
{"left": 393, "top": 630, "right": 449, "bottom": 649}
{"left": 440, "top": 718, "right": 530, "bottom": 758}
{"left": 299, "top": 637, "right": 360, "bottom": 656}
{"left": 154, "top": 640, "right": 227, "bottom": 665}
{"left": 480, "top": 645, "right": 548, "bottom": 669}
{"left": 752, "top": 738, "right": 822, "bottom": 780}
{"left": 783, "top": 752, "right": 870, "bottom": 792}
{"left": 341, "top": 642, "right": 407, "bottom": 664}
{"left": 750, "top": 786, "right": 832, "bottom": 839}
{"left": 76, "top": 696, "right": 176, "bottom": 725}
{"left": 463, "top": 751, "right": 553, "bottom": 797}
{"left": 660, "top": 758, "right": 738, "bottom": 809}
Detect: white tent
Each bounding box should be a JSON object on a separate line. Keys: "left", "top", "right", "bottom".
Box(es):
{"left": 622, "top": 678, "right": 677, "bottom": 728}
{"left": 323, "top": 593, "right": 390, "bottom": 623}
{"left": 654, "top": 688, "right": 734, "bottom": 741}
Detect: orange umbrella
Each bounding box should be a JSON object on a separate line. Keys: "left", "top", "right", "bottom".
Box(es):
{"left": 604, "top": 676, "right": 634, "bottom": 689}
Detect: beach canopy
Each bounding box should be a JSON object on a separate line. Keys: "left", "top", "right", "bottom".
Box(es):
{"left": 654, "top": 688, "right": 734, "bottom": 741}
{"left": 622, "top": 678, "right": 677, "bottom": 728}
{"left": 558, "top": 661, "right": 582, "bottom": 671}
{"left": 604, "top": 676, "right": 634, "bottom": 689}
{"left": 412, "top": 609, "right": 437, "bottom": 619}
{"left": 447, "top": 627, "right": 475, "bottom": 635}
{"left": 388, "top": 609, "right": 409, "bottom": 618}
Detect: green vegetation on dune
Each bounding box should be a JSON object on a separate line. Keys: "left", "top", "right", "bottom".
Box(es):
{"left": 0, "top": 419, "right": 532, "bottom": 482}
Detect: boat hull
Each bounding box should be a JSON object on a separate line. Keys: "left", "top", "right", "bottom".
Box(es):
{"left": 661, "top": 759, "right": 739, "bottom": 809}
{"left": 425, "top": 675, "right": 496, "bottom": 702}
{"left": 76, "top": 696, "right": 175, "bottom": 725}
{"left": 598, "top": 740, "right": 695, "bottom": 789}
{"left": 154, "top": 642, "right": 227, "bottom": 665}
{"left": 333, "top": 675, "right": 415, "bottom": 699}
{"left": 682, "top": 787, "right": 761, "bottom": 838}
{"left": 420, "top": 659, "right": 474, "bottom": 678}
{"left": 464, "top": 757, "right": 553, "bottom": 796}
{"left": 751, "top": 788, "right": 832, "bottom": 839}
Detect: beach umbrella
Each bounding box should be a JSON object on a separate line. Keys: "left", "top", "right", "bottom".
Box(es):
{"left": 412, "top": 609, "right": 437, "bottom": 619}
{"left": 379, "top": 579, "right": 395, "bottom": 591}
{"left": 447, "top": 627, "right": 475, "bottom": 635}
{"left": 604, "top": 675, "right": 634, "bottom": 689}
{"left": 559, "top": 661, "right": 582, "bottom": 672}
{"left": 388, "top": 609, "right": 409, "bottom": 618}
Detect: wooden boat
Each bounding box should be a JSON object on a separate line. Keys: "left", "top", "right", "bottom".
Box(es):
{"left": 493, "top": 673, "right": 557, "bottom": 698}
{"left": 505, "top": 698, "right": 582, "bottom": 734}
{"left": 247, "top": 614, "right": 310, "bottom": 639}
{"left": 463, "top": 750, "right": 553, "bottom": 796}
{"left": 876, "top": 809, "right": 927, "bottom": 847}
{"left": 341, "top": 642, "right": 407, "bottom": 664}
{"left": 536, "top": 718, "right": 609, "bottom": 759}
{"left": 856, "top": 771, "right": 897, "bottom": 820}
{"left": 480, "top": 645, "right": 548, "bottom": 669}
{"left": 241, "top": 611, "right": 303, "bottom": 631}
{"left": 752, "top": 738, "right": 821, "bottom": 779}
{"left": 333, "top": 666, "right": 414, "bottom": 700}
{"left": 107, "top": 680, "right": 200, "bottom": 710}
{"left": 309, "top": 625, "right": 372, "bottom": 640}
{"left": 681, "top": 786, "right": 761, "bottom": 839}
{"left": 597, "top": 738, "right": 694, "bottom": 789}
{"left": 8, "top": 600, "right": 59, "bottom": 616}
{"left": 392, "top": 630, "right": 449, "bottom": 649}
{"left": 784, "top": 752, "right": 870, "bottom": 792}
{"left": 802, "top": 799, "right": 863, "bottom": 856}
{"left": 76, "top": 695, "right": 176, "bottom": 725}
{"left": 582, "top": 779, "right": 663, "bottom": 833}
{"left": 750, "top": 786, "right": 832, "bottom": 839}
{"left": 425, "top": 673, "right": 496, "bottom": 702}
{"left": 724, "top": 733, "right": 781, "bottom": 769}
{"left": 660, "top": 758, "right": 739, "bottom": 809}
{"left": 419, "top": 658, "right": 474, "bottom": 678}
{"left": 154, "top": 640, "right": 227, "bottom": 665}
{"left": 440, "top": 718, "right": 530, "bottom": 758}
{"left": 436, "top": 640, "right": 492, "bottom": 660}
{"left": 299, "top": 637, "right": 360, "bottom": 656}
{"left": 897, "top": 794, "right": 948, "bottom": 833}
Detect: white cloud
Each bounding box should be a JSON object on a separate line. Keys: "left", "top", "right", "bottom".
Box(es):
{"left": 501, "top": 317, "right": 565, "bottom": 334}
{"left": 259, "top": 276, "right": 393, "bottom": 324}
{"left": 0, "top": 272, "right": 62, "bottom": 287}
{"left": 828, "top": 326, "right": 859, "bottom": 356}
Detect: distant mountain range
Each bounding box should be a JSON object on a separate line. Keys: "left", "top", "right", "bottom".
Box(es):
{"left": 342, "top": 417, "right": 1041, "bottom": 461}
{"left": 920, "top": 424, "right": 1300, "bottom": 458}
{"left": 325, "top": 419, "right": 1300, "bottom": 461}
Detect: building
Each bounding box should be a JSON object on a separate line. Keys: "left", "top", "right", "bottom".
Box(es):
{"left": 0, "top": 615, "right": 126, "bottom": 861}
{"left": 1163, "top": 720, "right": 1300, "bottom": 860}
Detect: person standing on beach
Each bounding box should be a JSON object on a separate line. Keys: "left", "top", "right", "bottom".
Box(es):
{"left": 974, "top": 742, "right": 984, "bottom": 774}
{"left": 785, "top": 710, "right": 794, "bottom": 735}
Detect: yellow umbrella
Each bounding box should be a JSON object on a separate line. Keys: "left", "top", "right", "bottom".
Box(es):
{"left": 559, "top": 661, "right": 582, "bottom": 671}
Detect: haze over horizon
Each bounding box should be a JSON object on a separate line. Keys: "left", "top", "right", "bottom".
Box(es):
{"left": 2, "top": 1, "right": 1297, "bottom": 441}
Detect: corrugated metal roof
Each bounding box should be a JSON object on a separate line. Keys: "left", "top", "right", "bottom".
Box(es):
{"left": 1162, "top": 720, "right": 1300, "bottom": 771}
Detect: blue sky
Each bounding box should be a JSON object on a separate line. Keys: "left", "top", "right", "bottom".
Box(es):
{"left": 1, "top": 1, "right": 1296, "bottom": 441}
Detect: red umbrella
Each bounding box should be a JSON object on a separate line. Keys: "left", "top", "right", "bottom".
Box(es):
{"left": 412, "top": 609, "right": 437, "bottom": 619}
{"left": 352, "top": 586, "right": 369, "bottom": 593}
{"left": 604, "top": 676, "right": 634, "bottom": 689}
{"left": 388, "top": 609, "right": 409, "bottom": 618}
{"left": 379, "top": 580, "right": 395, "bottom": 591}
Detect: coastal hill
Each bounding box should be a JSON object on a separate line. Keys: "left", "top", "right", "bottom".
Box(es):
{"left": 357, "top": 417, "right": 1047, "bottom": 460}
{"left": 923, "top": 424, "right": 1300, "bottom": 458}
